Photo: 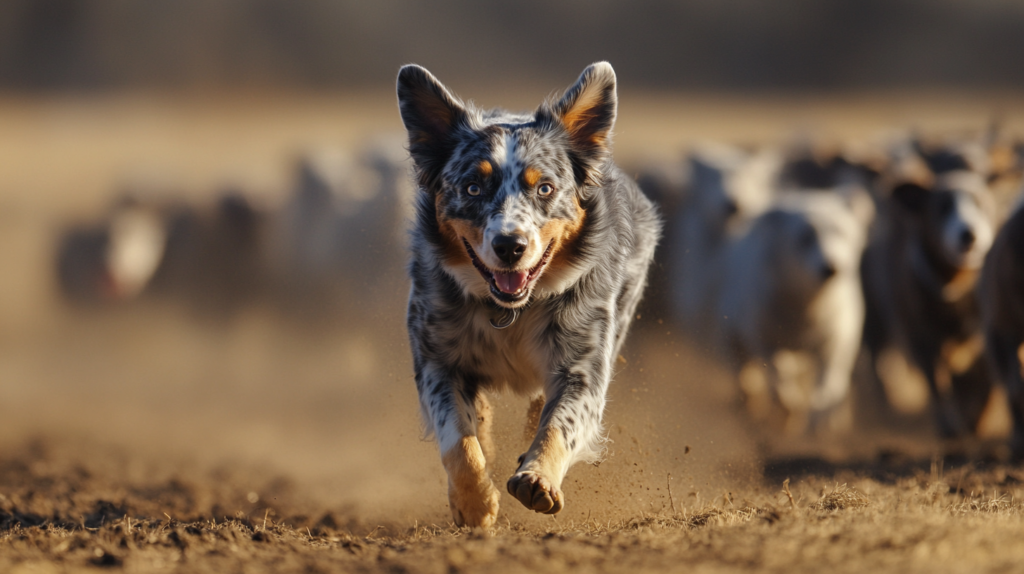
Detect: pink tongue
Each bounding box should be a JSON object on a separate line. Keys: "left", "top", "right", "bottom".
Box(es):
{"left": 493, "top": 270, "right": 528, "bottom": 294}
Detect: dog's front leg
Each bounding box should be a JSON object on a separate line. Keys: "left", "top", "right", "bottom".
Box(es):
{"left": 507, "top": 364, "right": 610, "bottom": 515}
{"left": 418, "top": 366, "right": 499, "bottom": 528}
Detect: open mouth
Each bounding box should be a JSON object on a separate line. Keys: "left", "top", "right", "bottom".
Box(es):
{"left": 462, "top": 238, "right": 554, "bottom": 305}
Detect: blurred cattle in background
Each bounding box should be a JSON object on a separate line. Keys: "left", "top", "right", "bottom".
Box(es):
{"left": 716, "top": 186, "right": 875, "bottom": 433}
{"left": 669, "top": 144, "right": 781, "bottom": 343}
{"left": 633, "top": 160, "right": 687, "bottom": 323}
{"left": 57, "top": 193, "right": 170, "bottom": 304}
{"left": 778, "top": 140, "right": 884, "bottom": 192}
{"left": 639, "top": 137, "right": 882, "bottom": 433}
{"left": 979, "top": 195, "right": 1024, "bottom": 457}
{"left": 56, "top": 188, "right": 270, "bottom": 318}
{"left": 150, "top": 191, "right": 269, "bottom": 316}
{"left": 268, "top": 139, "right": 413, "bottom": 323}
{"left": 55, "top": 139, "right": 414, "bottom": 326}
{"left": 861, "top": 134, "right": 1005, "bottom": 439}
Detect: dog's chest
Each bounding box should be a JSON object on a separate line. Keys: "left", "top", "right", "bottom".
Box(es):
{"left": 458, "top": 306, "right": 554, "bottom": 395}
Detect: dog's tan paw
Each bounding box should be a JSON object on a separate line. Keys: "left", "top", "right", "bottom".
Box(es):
{"left": 448, "top": 478, "right": 500, "bottom": 528}
{"left": 507, "top": 471, "right": 564, "bottom": 514}
{"left": 442, "top": 436, "right": 500, "bottom": 528}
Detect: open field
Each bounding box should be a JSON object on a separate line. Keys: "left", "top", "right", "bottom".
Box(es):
{"left": 2, "top": 90, "right": 1024, "bottom": 572}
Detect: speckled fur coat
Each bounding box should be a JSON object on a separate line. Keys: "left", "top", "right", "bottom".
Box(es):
{"left": 397, "top": 62, "right": 660, "bottom": 527}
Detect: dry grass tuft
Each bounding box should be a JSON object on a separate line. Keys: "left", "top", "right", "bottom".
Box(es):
{"left": 947, "top": 494, "right": 1018, "bottom": 516}
{"left": 811, "top": 483, "right": 869, "bottom": 511}
{"left": 684, "top": 507, "right": 726, "bottom": 528}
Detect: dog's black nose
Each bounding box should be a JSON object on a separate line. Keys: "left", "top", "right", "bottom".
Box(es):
{"left": 959, "top": 228, "right": 976, "bottom": 249}
{"left": 492, "top": 234, "right": 528, "bottom": 266}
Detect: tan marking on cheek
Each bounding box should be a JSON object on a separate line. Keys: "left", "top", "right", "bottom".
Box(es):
{"left": 435, "top": 195, "right": 483, "bottom": 266}
{"left": 523, "top": 166, "right": 542, "bottom": 188}
{"left": 540, "top": 196, "right": 587, "bottom": 272}
{"left": 478, "top": 160, "right": 493, "bottom": 179}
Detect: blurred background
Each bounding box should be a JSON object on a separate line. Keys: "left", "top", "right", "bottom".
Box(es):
{"left": 4, "top": 0, "right": 1024, "bottom": 90}
{"left": 1, "top": 0, "right": 1023, "bottom": 526}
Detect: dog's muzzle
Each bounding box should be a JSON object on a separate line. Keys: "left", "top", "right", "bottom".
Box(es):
{"left": 462, "top": 238, "right": 554, "bottom": 317}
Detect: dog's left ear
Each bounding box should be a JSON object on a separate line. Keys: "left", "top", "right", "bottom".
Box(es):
{"left": 553, "top": 62, "right": 617, "bottom": 186}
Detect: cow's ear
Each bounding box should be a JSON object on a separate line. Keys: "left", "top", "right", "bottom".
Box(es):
{"left": 397, "top": 65, "right": 467, "bottom": 188}
{"left": 552, "top": 62, "right": 617, "bottom": 186}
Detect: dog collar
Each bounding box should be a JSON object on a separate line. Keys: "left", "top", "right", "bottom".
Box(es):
{"left": 490, "top": 306, "right": 519, "bottom": 329}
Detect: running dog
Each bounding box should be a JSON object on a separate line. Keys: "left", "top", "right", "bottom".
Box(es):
{"left": 397, "top": 62, "right": 660, "bottom": 527}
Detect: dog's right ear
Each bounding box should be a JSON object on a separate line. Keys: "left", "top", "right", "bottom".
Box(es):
{"left": 397, "top": 65, "right": 467, "bottom": 188}
{"left": 891, "top": 182, "right": 930, "bottom": 214}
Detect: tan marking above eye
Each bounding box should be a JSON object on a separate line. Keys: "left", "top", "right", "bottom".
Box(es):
{"left": 478, "top": 160, "right": 493, "bottom": 178}
{"left": 523, "top": 167, "right": 542, "bottom": 188}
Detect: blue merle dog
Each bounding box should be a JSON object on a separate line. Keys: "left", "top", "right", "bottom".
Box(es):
{"left": 396, "top": 62, "right": 660, "bottom": 527}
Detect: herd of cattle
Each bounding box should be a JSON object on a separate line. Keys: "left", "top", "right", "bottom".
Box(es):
{"left": 56, "top": 140, "right": 414, "bottom": 324}
{"left": 641, "top": 129, "right": 1024, "bottom": 453}
{"left": 54, "top": 128, "right": 1024, "bottom": 456}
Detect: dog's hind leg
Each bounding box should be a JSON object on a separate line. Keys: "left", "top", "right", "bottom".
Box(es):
{"left": 475, "top": 393, "right": 496, "bottom": 467}
{"left": 419, "top": 367, "right": 500, "bottom": 528}
{"left": 523, "top": 394, "right": 545, "bottom": 443}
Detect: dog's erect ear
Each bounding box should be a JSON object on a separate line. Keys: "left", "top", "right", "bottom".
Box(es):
{"left": 891, "top": 182, "right": 930, "bottom": 214}
{"left": 397, "top": 65, "right": 467, "bottom": 188}
{"left": 553, "top": 62, "right": 617, "bottom": 186}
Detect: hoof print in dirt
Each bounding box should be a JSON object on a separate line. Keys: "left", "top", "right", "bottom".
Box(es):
{"left": 507, "top": 472, "right": 564, "bottom": 514}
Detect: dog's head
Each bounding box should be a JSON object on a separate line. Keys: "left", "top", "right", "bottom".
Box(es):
{"left": 397, "top": 63, "right": 616, "bottom": 308}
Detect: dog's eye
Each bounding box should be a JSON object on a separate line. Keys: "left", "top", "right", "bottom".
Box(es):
{"left": 466, "top": 183, "right": 481, "bottom": 196}
{"left": 538, "top": 183, "right": 554, "bottom": 196}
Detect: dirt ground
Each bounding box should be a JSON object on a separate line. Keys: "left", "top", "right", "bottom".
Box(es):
{"left": 3, "top": 89, "right": 1024, "bottom": 573}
